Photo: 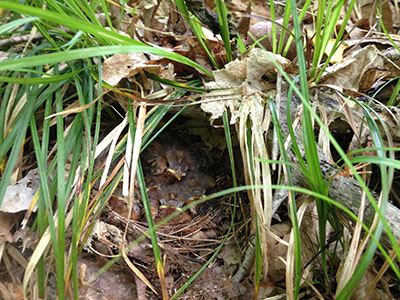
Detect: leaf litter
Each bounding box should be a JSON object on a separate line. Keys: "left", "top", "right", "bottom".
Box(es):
{"left": 1, "top": 0, "right": 400, "bottom": 299}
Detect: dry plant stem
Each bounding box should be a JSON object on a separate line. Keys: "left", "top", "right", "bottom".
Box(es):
{"left": 0, "top": 32, "right": 44, "bottom": 48}
{"left": 120, "top": 104, "right": 160, "bottom": 296}
{"left": 0, "top": 26, "right": 78, "bottom": 48}
{"left": 366, "top": 240, "right": 400, "bottom": 296}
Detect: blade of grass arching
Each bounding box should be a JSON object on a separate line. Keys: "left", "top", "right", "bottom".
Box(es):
{"left": 0, "top": 16, "right": 39, "bottom": 35}
{"left": 0, "top": 68, "right": 89, "bottom": 84}
{"left": 336, "top": 101, "right": 397, "bottom": 298}
{"left": 0, "top": 45, "right": 213, "bottom": 77}
{"left": 268, "top": 97, "right": 302, "bottom": 299}
{"left": 214, "top": 0, "right": 232, "bottom": 62}
{"left": 346, "top": 147, "right": 400, "bottom": 157}
{"left": 0, "top": 1, "right": 128, "bottom": 45}
{"left": 61, "top": 31, "right": 85, "bottom": 50}
{"left": 348, "top": 156, "right": 400, "bottom": 169}
{"left": 171, "top": 110, "right": 238, "bottom": 299}
{"left": 173, "top": 0, "right": 219, "bottom": 69}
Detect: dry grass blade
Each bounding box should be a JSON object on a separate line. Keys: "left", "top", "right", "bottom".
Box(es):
{"left": 99, "top": 117, "right": 128, "bottom": 187}
{"left": 120, "top": 104, "right": 161, "bottom": 296}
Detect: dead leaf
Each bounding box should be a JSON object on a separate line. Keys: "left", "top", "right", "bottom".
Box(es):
{"left": 0, "top": 213, "right": 15, "bottom": 244}
{"left": 0, "top": 169, "right": 39, "bottom": 213}
{"left": 102, "top": 52, "right": 160, "bottom": 86}
{"left": 200, "top": 48, "right": 289, "bottom": 122}
{"left": 321, "top": 44, "right": 384, "bottom": 92}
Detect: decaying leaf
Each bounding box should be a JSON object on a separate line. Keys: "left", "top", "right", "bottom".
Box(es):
{"left": 0, "top": 169, "right": 39, "bottom": 213}
{"left": 321, "top": 44, "right": 384, "bottom": 92}
{"left": 102, "top": 52, "right": 160, "bottom": 86}
{"left": 200, "top": 48, "right": 289, "bottom": 122}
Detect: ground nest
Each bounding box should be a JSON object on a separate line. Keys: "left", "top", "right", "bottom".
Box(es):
{"left": 82, "top": 117, "right": 251, "bottom": 299}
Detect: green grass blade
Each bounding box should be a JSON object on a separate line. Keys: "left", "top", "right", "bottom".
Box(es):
{"left": 0, "top": 16, "right": 39, "bottom": 35}
{"left": 214, "top": 0, "right": 232, "bottom": 62}
{"left": 0, "top": 45, "right": 213, "bottom": 77}
{"left": 0, "top": 1, "right": 133, "bottom": 45}
{"left": 0, "top": 68, "right": 89, "bottom": 84}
